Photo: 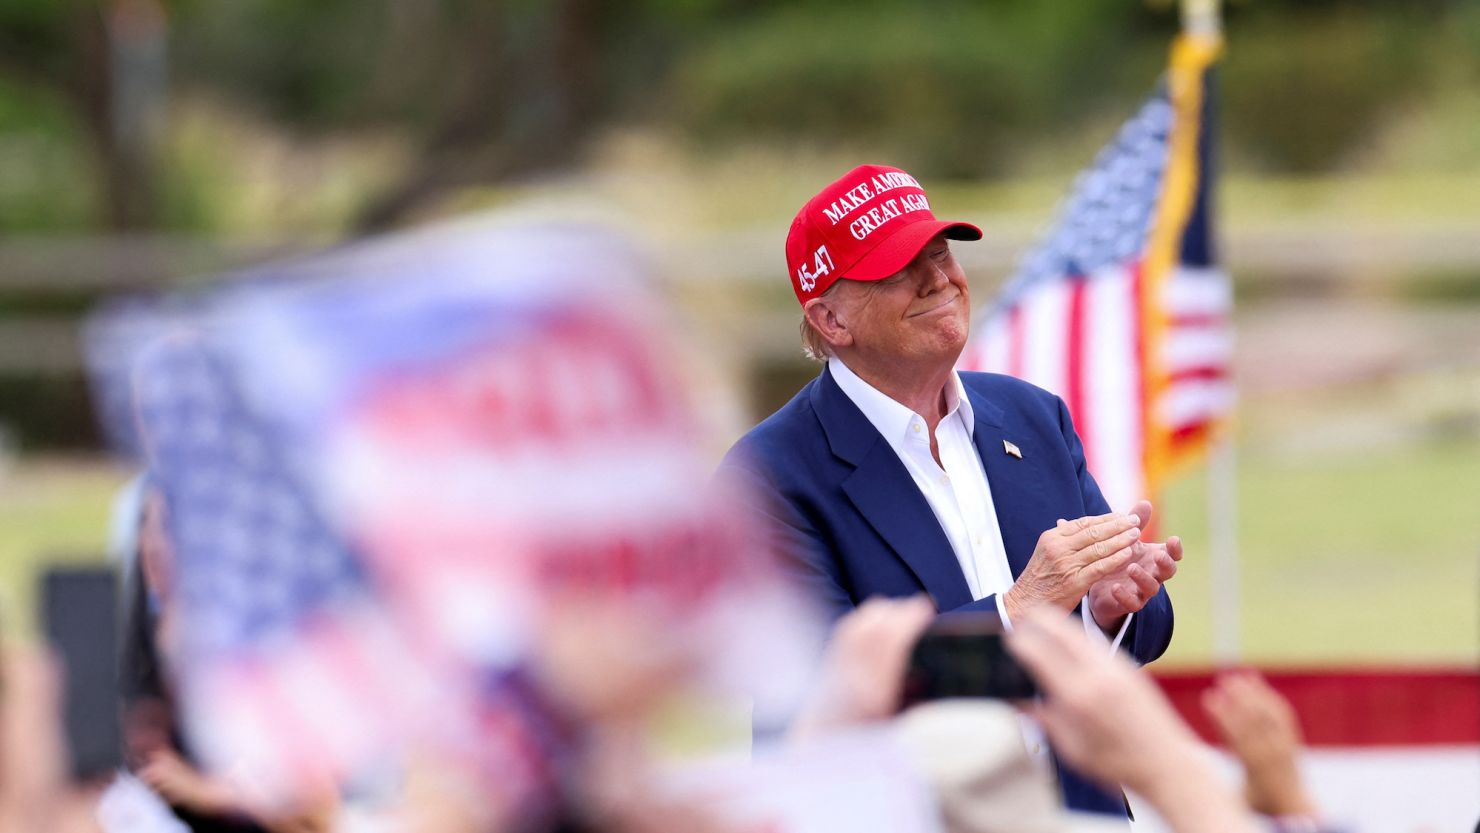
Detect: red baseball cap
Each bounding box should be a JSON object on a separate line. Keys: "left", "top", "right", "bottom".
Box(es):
{"left": 785, "top": 164, "right": 982, "bottom": 305}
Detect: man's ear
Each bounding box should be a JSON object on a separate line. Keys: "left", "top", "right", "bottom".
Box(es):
{"left": 804, "top": 296, "right": 853, "bottom": 351}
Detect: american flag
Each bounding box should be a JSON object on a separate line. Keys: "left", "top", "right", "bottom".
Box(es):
{"left": 130, "top": 333, "right": 561, "bottom": 810}
{"left": 106, "top": 218, "right": 823, "bottom": 813}
{"left": 132, "top": 334, "right": 401, "bottom": 794}
{"left": 959, "top": 34, "right": 1233, "bottom": 511}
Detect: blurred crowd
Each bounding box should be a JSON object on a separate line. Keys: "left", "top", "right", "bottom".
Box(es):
{"left": 5, "top": 218, "right": 1349, "bottom": 833}
{"left": 4, "top": 558, "right": 1336, "bottom": 833}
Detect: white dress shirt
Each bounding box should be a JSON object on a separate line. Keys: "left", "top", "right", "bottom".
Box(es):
{"left": 827, "top": 358, "right": 1133, "bottom": 646}
{"left": 829, "top": 357, "right": 1137, "bottom": 768}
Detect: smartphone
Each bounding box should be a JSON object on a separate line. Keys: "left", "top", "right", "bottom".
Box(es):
{"left": 901, "top": 613, "right": 1037, "bottom": 706}
{"left": 41, "top": 565, "right": 124, "bottom": 781}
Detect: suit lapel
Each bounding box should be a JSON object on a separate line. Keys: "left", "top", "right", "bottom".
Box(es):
{"left": 965, "top": 385, "right": 1042, "bottom": 578}
{"left": 811, "top": 367, "right": 973, "bottom": 610}
{"left": 840, "top": 446, "right": 973, "bottom": 610}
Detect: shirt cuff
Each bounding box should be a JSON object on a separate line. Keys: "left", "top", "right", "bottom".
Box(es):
{"left": 1080, "top": 596, "right": 1132, "bottom": 653}
{"left": 994, "top": 593, "right": 1014, "bottom": 632}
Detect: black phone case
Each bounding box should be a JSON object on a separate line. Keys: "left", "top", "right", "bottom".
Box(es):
{"left": 902, "top": 620, "right": 1038, "bottom": 705}
{"left": 42, "top": 566, "right": 124, "bottom": 780}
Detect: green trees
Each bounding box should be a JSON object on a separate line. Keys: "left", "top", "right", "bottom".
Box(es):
{"left": 0, "top": 0, "right": 1473, "bottom": 235}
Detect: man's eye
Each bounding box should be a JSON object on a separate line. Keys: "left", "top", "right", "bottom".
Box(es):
{"left": 930, "top": 247, "right": 950, "bottom": 260}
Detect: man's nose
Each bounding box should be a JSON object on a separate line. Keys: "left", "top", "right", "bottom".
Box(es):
{"left": 916, "top": 260, "right": 950, "bottom": 295}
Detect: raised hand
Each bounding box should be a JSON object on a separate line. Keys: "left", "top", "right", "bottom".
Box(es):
{"left": 1088, "top": 499, "right": 1182, "bottom": 630}
{"left": 1006, "top": 608, "right": 1261, "bottom": 833}
{"left": 789, "top": 595, "right": 936, "bottom": 741}
{"left": 1203, "top": 671, "right": 1318, "bottom": 818}
{"left": 1003, "top": 511, "right": 1142, "bottom": 621}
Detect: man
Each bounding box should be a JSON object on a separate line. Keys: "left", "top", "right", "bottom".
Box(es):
{"left": 717, "top": 164, "right": 1181, "bottom": 816}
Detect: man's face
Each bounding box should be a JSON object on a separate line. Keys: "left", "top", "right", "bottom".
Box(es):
{"left": 836, "top": 234, "right": 971, "bottom": 367}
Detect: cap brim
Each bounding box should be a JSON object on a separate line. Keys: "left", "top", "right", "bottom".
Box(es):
{"left": 844, "top": 220, "right": 983, "bottom": 282}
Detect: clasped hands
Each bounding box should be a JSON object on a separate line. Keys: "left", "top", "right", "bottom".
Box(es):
{"left": 1002, "top": 499, "right": 1181, "bottom": 632}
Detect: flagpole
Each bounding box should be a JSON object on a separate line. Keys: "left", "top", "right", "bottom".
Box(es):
{"left": 1208, "top": 434, "right": 1240, "bottom": 664}
{"left": 1181, "top": 0, "right": 1222, "bottom": 37}
{"left": 1178, "top": 0, "right": 1239, "bottom": 665}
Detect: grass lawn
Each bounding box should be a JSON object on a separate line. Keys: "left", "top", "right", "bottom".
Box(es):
{"left": 1158, "top": 432, "right": 1479, "bottom": 668}
{"left": 0, "top": 458, "right": 129, "bottom": 638}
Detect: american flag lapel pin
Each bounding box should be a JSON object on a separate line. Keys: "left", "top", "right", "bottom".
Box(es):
{"left": 1003, "top": 440, "right": 1022, "bottom": 459}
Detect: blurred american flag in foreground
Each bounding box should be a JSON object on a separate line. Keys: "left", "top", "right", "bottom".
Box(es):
{"left": 130, "top": 333, "right": 437, "bottom": 800}
{"left": 960, "top": 34, "right": 1233, "bottom": 511}
{"left": 89, "top": 217, "right": 822, "bottom": 820}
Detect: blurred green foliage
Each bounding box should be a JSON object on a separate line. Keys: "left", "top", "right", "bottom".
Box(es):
{"left": 1401, "top": 271, "right": 1480, "bottom": 305}
{"left": 0, "top": 375, "right": 100, "bottom": 450}
{"left": 0, "top": 0, "right": 1477, "bottom": 234}
{"left": 670, "top": 1, "right": 1168, "bottom": 176}
{"left": 175, "top": 0, "right": 378, "bottom": 126}
{"left": 1221, "top": 7, "right": 1434, "bottom": 171}
{"left": 0, "top": 77, "right": 96, "bottom": 230}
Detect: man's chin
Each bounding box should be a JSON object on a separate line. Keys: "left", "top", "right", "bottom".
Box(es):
{"left": 928, "top": 327, "right": 970, "bottom": 367}
{"left": 940, "top": 313, "right": 971, "bottom": 353}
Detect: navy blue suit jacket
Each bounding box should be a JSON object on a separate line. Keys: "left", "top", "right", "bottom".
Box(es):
{"left": 718, "top": 365, "right": 1173, "bottom": 816}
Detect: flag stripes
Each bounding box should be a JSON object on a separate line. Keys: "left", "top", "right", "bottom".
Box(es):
{"left": 961, "top": 34, "right": 1230, "bottom": 511}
